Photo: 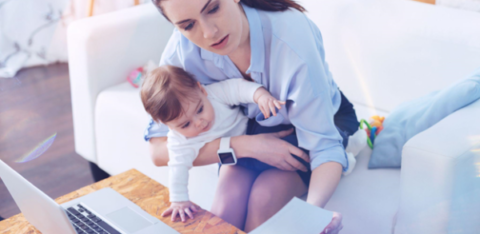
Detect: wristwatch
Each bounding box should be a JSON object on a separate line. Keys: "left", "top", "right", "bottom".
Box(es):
{"left": 217, "top": 137, "right": 237, "bottom": 165}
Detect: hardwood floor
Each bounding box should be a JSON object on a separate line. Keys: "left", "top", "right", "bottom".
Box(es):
{"left": 0, "top": 63, "right": 94, "bottom": 219}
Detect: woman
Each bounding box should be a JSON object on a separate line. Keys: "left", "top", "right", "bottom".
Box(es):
{"left": 145, "top": 0, "right": 359, "bottom": 233}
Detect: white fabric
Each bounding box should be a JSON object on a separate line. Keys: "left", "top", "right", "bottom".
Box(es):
{"left": 346, "top": 130, "right": 368, "bottom": 157}
{"left": 437, "top": 0, "right": 480, "bottom": 12}
{"left": 0, "top": 0, "right": 69, "bottom": 78}
{"left": 343, "top": 130, "right": 368, "bottom": 176}
{"left": 300, "top": 0, "right": 480, "bottom": 112}
{"left": 167, "top": 79, "right": 262, "bottom": 202}
{"left": 0, "top": 0, "right": 148, "bottom": 78}
{"left": 343, "top": 152, "right": 356, "bottom": 176}
{"left": 395, "top": 99, "right": 480, "bottom": 234}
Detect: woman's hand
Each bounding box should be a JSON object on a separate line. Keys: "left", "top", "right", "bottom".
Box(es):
{"left": 232, "top": 129, "right": 310, "bottom": 172}
{"left": 161, "top": 201, "right": 199, "bottom": 222}
{"left": 321, "top": 212, "right": 343, "bottom": 234}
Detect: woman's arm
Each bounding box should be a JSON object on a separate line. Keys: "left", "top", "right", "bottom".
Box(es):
{"left": 149, "top": 136, "right": 221, "bottom": 167}
{"left": 149, "top": 137, "right": 169, "bottom": 166}
{"left": 306, "top": 161, "right": 342, "bottom": 207}
{"left": 306, "top": 162, "right": 344, "bottom": 234}
{"left": 148, "top": 130, "right": 309, "bottom": 171}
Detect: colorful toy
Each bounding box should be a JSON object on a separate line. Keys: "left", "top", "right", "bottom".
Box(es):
{"left": 359, "top": 115, "right": 385, "bottom": 149}
{"left": 127, "top": 60, "right": 158, "bottom": 88}
{"left": 127, "top": 67, "right": 144, "bottom": 88}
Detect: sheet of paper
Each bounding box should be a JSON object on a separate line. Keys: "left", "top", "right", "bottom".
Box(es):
{"left": 249, "top": 197, "right": 333, "bottom": 234}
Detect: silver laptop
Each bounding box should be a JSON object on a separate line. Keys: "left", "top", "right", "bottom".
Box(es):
{"left": 0, "top": 159, "right": 179, "bottom": 234}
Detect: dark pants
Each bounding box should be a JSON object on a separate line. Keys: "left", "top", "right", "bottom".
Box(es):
{"left": 234, "top": 91, "right": 359, "bottom": 186}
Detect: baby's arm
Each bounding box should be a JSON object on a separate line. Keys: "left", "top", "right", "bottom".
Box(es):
{"left": 206, "top": 78, "right": 285, "bottom": 118}
{"left": 253, "top": 87, "right": 286, "bottom": 119}
{"left": 161, "top": 135, "right": 203, "bottom": 222}
{"left": 205, "top": 78, "right": 262, "bottom": 106}
{"left": 161, "top": 200, "right": 198, "bottom": 222}
{"left": 163, "top": 156, "right": 199, "bottom": 222}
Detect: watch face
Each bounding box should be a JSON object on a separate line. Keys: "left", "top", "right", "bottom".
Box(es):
{"left": 219, "top": 152, "right": 235, "bottom": 164}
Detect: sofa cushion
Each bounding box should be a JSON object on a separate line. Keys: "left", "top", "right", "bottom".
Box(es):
{"left": 395, "top": 98, "right": 480, "bottom": 234}
{"left": 301, "top": 0, "right": 480, "bottom": 112}
{"left": 322, "top": 103, "right": 402, "bottom": 234}
{"left": 369, "top": 68, "right": 480, "bottom": 168}
{"left": 95, "top": 82, "right": 401, "bottom": 233}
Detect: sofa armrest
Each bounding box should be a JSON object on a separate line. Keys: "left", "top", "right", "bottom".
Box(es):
{"left": 395, "top": 99, "right": 480, "bottom": 234}
{"left": 67, "top": 3, "right": 173, "bottom": 162}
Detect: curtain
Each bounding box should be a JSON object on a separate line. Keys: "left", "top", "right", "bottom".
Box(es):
{"left": 0, "top": 0, "right": 147, "bottom": 78}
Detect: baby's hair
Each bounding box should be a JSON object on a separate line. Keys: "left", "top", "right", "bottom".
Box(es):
{"left": 141, "top": 65, "right": 200, "bottom": 123}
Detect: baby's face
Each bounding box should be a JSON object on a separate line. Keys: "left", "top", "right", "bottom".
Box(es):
{"left": 166, "top": 86, "right": 215, "bottom": 138}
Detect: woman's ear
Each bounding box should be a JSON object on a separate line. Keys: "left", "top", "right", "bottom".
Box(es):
{"left": 197, "top": 82, "right": 208, "bottom": 96}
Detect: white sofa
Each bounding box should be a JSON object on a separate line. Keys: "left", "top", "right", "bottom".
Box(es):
{"left": 67, "top": 0, "right": 480, "bottom": 233}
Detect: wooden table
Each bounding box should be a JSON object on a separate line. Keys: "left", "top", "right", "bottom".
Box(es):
{"left": 0, "top": 169, "right": 245, "bottom": 234}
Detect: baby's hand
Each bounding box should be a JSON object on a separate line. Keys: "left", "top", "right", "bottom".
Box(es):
{"left": 161, "top": 201, "right": 199, "bottom": 222}
{"left": 254, "top": 88, "right": 286, "bottom": 119}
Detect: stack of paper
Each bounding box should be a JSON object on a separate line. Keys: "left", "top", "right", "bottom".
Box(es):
{"left": 249, "top": 197, "right": 333, "bottom": 234}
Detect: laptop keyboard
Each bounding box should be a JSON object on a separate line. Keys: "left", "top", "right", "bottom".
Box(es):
{"left": 66, "top": 204, "right": 121, "bottom": 234}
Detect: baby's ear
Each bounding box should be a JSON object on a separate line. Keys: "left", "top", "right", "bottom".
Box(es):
{"left": 154, "top": 118, "right": 165, "bottom": 125}
{"left": 197, "top": 82, "right": 207, "bottom": 96}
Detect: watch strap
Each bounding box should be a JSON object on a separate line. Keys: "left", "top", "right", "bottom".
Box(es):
{"left": 219, "top": 137, "right": 231, "bottom": 151}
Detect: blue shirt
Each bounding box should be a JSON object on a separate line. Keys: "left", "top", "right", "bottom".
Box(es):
{"left": 144, "top": 4, "right": 348, "bottom": 171}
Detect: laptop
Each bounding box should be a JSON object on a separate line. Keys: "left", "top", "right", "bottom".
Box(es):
{"left": 0, "top": 159, "right": 179, "bottom": 234}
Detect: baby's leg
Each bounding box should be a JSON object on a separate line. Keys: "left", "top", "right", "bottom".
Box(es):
{"left": 210, "top": 165, "right": 259, "bottom": 230}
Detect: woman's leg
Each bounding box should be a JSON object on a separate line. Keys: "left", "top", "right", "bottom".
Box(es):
{"left": 244, "top": 169, "right": 307, "bottom": 232}
{"left": 210, "top": 165, "right": 259, "bottom": 230}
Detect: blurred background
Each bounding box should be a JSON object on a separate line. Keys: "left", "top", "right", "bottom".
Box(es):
{"left": 0, "top": 0, "right": 149, "bottom": 220}
{"left": 0, "top": 0, "right": 479, "bottom": 224}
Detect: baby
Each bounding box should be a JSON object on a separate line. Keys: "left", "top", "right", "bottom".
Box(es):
{"left": 140, "top": 65, "right": 284, "bottom": 222}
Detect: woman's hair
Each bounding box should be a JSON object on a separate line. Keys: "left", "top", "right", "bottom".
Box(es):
{"left": 240, "top": 0, "right": 305, "bottom": 12}
{"left": 140, "top": 65, "right": 200, "bottom": 123}
{"left": 152, "top": 0, "right": 305, "bottom": 20}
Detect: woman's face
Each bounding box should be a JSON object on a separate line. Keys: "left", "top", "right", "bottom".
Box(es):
{"left": 160, "top": 0, "right": 246, "bottom": 56}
